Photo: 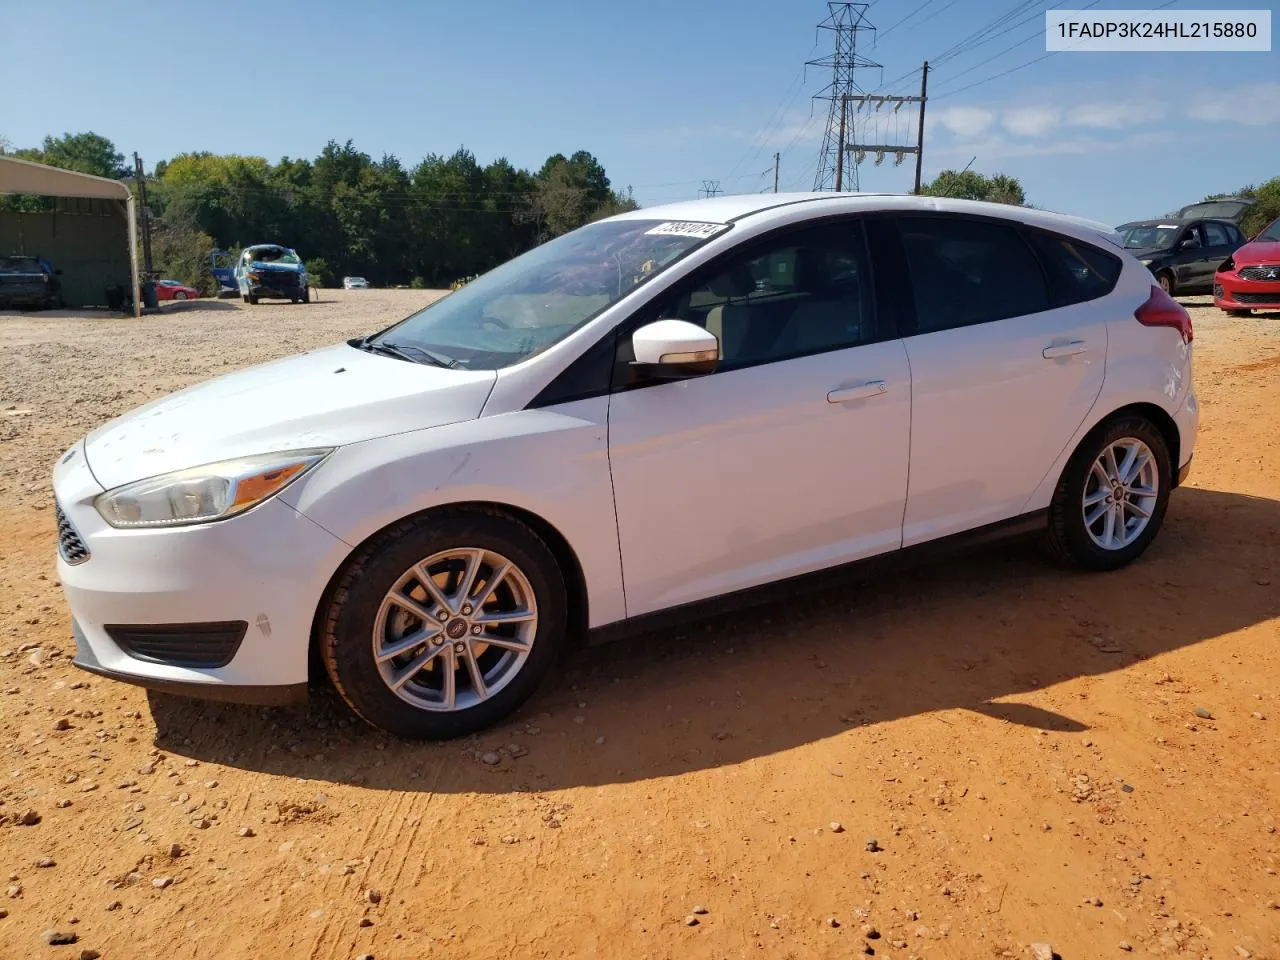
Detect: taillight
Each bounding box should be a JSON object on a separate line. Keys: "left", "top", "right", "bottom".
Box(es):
{"left": 1135, "top": 284, "right": 1192, "bottom": 343}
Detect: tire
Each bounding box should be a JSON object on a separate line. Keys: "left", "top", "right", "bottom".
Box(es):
{"left": 299, "top": 285, "right": 309, "bottom": 303}
{"left": 174, "top": 291, "right": 187, "bottom": 301}
{"left": 247, "top": 294, "right": 258, "bottom": 305}
{"left": 1046, "top": 415, "right": 1172, "bottom": 571}
{"left": 241, "top": 293, "right": 249, "bottom": 304}
{"left": 320, "top": 509, "right": 569, "bottom": 739}
{"left": 1156, "top": 270, "right": 1175, "bottom": 296}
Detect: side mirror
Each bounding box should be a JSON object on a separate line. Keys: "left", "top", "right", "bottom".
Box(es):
{"left": 630, "top": 319, "right": 718, "bottom": 380}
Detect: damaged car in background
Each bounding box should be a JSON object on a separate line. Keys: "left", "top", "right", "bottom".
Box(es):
{"left": 234, "top": 244, "right": 310, "bottom": 304}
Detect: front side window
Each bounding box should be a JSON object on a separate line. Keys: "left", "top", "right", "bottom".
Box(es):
{"left": 1201, "top": 221, "right": 1231, "bottom": 247}
{"left": 646, "top": 219, "right": 876, "bottom": 369}
{"left": 368, "top": 219, "right": 724, "bottom": 370}
{"left": 898, "top": 216, "right": 1049, "bottom": 333}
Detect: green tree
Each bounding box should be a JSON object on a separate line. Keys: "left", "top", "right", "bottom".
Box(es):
{"left": 920, "top": 169, "right": 1028, "bottom": 206}
{"left": 16, "top": 132, "right": 127, "bottom": 179}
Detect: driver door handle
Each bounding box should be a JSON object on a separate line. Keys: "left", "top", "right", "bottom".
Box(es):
{"left": 827, "top": 380, "right": 889, "bottom": 403}
{"left": 1042, "top": 340, "right": 1087, "bottom": 359}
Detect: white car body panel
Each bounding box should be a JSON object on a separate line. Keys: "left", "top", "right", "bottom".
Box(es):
{"left": 280, "top": 399, "right": 627, "bottom": 628}
{"left": 900, "top": 303, "right": 1109, "bottom": 546}
{"left": 49, "top": 192, "right": 1198, "bottom": 705}
{"left": 607, "top": 341, "right": 911, "bottom": 614}
{"left": 83, "top": 344, "right": 496, "bottom": 490}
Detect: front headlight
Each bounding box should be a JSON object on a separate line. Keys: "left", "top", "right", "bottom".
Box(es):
{"left": 93, "top": 449, "right": 331, "bottom": 528}
{"left": 1139, "top": 258, "right": 1154, "bottom": 266}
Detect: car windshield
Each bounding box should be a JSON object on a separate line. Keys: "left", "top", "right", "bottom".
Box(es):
{"left": 1257, "top": 219, "right": 1280, "bottom": 242}
{"left": 366, "top": 218, "right": 726, "bottom": 370}
{"left": 1122, "top": 225, "right": 1179, "bottom": 250}
{"left": 250, "top": 247, "right": 300, "bottom": 264}
{"left": 0, "top": 257, "right": 40, "bottom": 272}
{"left": 1180, "top": 201, "right": 1249, "bottom": 220}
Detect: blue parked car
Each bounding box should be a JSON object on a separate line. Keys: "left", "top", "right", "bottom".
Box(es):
{"left": 234, "top": 244, "right": 310, "bottom": 304}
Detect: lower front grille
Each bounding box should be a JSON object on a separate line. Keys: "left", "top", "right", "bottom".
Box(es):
{"left": 1239, "top": 265, "right": 1280, "bottom": 282}
{"left": 55, "top": 502, "right": 90, "bottom": 565}
{"left": 1232, "top": 292, "right": 1280, "bottom": 305}
{"left": 106, "top": 622, "right": 248, "bottom": 668}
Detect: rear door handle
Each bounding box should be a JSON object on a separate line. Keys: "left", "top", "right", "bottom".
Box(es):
{"left": 1042, "top": 340, "right": 1087, "bottom": 359}
{"left": 827, "top": 380, "right": 888, "bottom": 403}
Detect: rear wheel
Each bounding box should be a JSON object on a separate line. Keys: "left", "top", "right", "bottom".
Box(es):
{"left": 320, "top": 510, "right": 569, "bottom": 739}
{"left": 1156, "top": 271, "right": 1176, "bottom": 296}
{"left": 1046, "top": 416, "right": 1172, "bottom": 571}
{"left": 247, "top": 293, "right": 259, "bottom": 305}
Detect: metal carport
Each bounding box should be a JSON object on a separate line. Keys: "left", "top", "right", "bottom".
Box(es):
{"left": 0, "top": 155, "right": 141, "bottom": 317}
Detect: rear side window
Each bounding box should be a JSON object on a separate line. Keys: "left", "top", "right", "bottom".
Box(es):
{"left": 1022, "top": 229, "right": 1122, "bottom": 308}
{"left": 897, "top": 216, "right": 1049, "bottom": 333}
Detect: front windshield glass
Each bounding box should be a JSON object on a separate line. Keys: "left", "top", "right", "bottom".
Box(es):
{"left": 1257, "top": 218, "right": 1280, "bottom": 242}
{"left": 1122, "top": 225, "right": 1179, "bottom": 250}
{"left": 368, "top": 218, "right": 726, "bottom": 370}
{"left": 251, "top": 247, "right": 301, "bottom": 265}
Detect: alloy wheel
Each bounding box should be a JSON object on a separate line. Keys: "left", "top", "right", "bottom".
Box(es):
{"left": 1082, "top": 438, "right": 1159, "bottom": 550}
{"left": 372, "top": 548, "right": 537, "bottom": 712}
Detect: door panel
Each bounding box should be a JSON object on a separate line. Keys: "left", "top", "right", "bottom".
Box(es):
{"left": 608, "top": 341, "right": 911, "bottom": 615}
{"left": 901, "top": 307, "right": 1107, "bottom": 545}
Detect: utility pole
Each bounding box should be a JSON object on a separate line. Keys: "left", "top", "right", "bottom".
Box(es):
{"left": 132, "top": 153, "right": 153, "bottom": 277}
{"left": 835, "top": 99, "right": 847, "bottom": 191}
{"left": 839, "top": 61, "right": 929, "bottom": 192}
{"left": 808, "top": 2, "right": 881, "bottom": 192}
{"left": 699, "top": 179, "right": 722, "bottom": 199}
{"left": 913, "top": 61, "right": 929, "bottom": 194}
{"left": 773, "top": 152, "right": 780, "bottom": 193}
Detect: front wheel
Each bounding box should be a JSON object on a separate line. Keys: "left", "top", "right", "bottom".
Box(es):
{"left": 1156, "top": 270, "right": 1176, "bottom": 296}
{"left": 247, "top": 293, "right": 258, "bottom": 305}
{"left": 320, "top": 510, "right": 569, "bottom": 739}
{"left": 1046, "top": 416, "right": 1172, "bottom": 571}
{"left": 174, "top": 291, "right": 187, "bottom": 301}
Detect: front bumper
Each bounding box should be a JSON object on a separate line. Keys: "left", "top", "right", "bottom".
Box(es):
{"left": 53, "top": 442, "right": 351, "bottom": 700}
{"left": 1214, "top": 274, "right": 1280, "bottom": 310}
{"left": 249, "top": 275, "right": 304, "bottom": 299}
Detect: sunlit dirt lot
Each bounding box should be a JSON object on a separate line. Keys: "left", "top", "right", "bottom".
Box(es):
{"left": 1, "top": 290, "right": 1278, "bottom": 958}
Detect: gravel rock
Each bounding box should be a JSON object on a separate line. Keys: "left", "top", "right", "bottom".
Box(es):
{"left": 1030, "top": 943, "right": 1054, "bottom": 960}
{"left": 1119, "top": 941, "right": 1133, "bottom": 952}
{"left": 691, "top": 905, "right": 708, "bottom": 915}
{"left": 684, "top": 915, "right": 699, "bottom": 926}
{"left": 829, "top": 822, "right": 844, "bottom": 833}
{"left": 1194, "top": 706, "right": 1213, "bottom": 720}
{"left": 152, "top": 876, "right": 173, "bottom": 889}
{"left": 365, "top": 889, "right": 382, "bottom": 904}
{"left": 827, "top": 916, "right": 840, "bottom": 927}
{"left": 865, "top": 837, "right": 880, "bottom": 852}
{"left": 480, "top": 752, "right": 500, "bottom": 766}
{"left": 17, "top": 809, "right": 40, "bottom": 826}
{"left": 168, "top": 843, "right": 183, "bottom": 858}
{"left": 42, "top": 930, "right": 78, "bottom": 945}
{"left": 35, "top": 858, "right": 55, "bottom": 868}
{"left": 53, "top": 718, "right": 70, "bottom": 731}
{"left": 79, "top": 950, "right": 101, "bottom": 960}
{"left": 359, "top": 917, "right": 373, "bottom": 927}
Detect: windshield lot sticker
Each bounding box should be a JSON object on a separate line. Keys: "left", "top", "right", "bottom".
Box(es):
{"left": 645, "top": 221, "right": 730, "bottom": 239}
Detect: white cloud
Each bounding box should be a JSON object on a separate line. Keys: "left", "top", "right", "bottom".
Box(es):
{"left": 1001, "top": 106, "right": 1061, "bottom": 137}
{"left": 932, "top": 129, "right": 1174, "bottom": 161}
{"left": 929, "top": 106, "right": 997, "bottom": 139}
{"left": 1065, "top": 100, "right": 1166, "bottom": 130}
{"left": 1188, "top": 83, "right": 1280, "bottom": 127}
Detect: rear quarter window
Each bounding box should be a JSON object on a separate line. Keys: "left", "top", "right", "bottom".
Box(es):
{"left": 1022, "top": 229, "right": 1122, "bottom": 308}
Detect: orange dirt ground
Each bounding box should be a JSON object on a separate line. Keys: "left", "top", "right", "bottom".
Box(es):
{"left": 0, "top": 291, "right": 1277, "bottom": 959}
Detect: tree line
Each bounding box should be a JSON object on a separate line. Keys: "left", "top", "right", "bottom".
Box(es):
{"left": 3, "top": 132, "right": 637, "bottom": 292}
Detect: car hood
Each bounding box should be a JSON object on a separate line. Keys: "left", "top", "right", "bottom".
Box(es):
{"left": 83, "top": 343, "right": 497, "bottom": 490}
{"left": 1234, "top": 239, "right": 1280, "bottom": 265}
{"left": 250, "top": 261, "right": 304, "bottom": 272}
{"left": 1123, "top": 246, "right": 1172, "bottom": 260}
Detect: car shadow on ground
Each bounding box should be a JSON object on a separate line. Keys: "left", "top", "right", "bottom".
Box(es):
{"left": 158, "top": 299, "right": 239, "bottom": 313}
{"left": 149, "top": 486, "right": 1279, "bottom": 792}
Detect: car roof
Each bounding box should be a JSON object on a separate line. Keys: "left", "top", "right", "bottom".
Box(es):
{"left": 606, "top": 192, "right": 1121, "bottom": 246}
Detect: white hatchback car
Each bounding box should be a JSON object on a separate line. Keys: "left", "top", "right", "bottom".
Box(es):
{"left": 343, "top": 276, "right": 369, "bottom": 290}
{"left": 53, "top": 193, "right": 1198, "bottom": 738}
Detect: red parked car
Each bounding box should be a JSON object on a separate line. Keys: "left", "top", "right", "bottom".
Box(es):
{"left": 155, "top": 279, "right": 200, "bottom": 302}
{"left": 1214, "top": 216, "right": 1280, "bottom": 315}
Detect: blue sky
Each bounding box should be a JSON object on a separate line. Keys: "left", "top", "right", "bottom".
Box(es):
{"left": 2, "top": 0, "right": 1276, "bottom": 225}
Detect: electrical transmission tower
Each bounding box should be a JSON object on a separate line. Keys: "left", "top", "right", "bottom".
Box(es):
{"left": 699, "top": 179, "right": 722, "bottom": 199}
{"left": 807, "top": 2, "right": 880, "bottom": 192}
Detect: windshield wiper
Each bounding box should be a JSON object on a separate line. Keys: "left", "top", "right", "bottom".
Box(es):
{"left": 359, "top": 338, "right": 458, "bottom": 368}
